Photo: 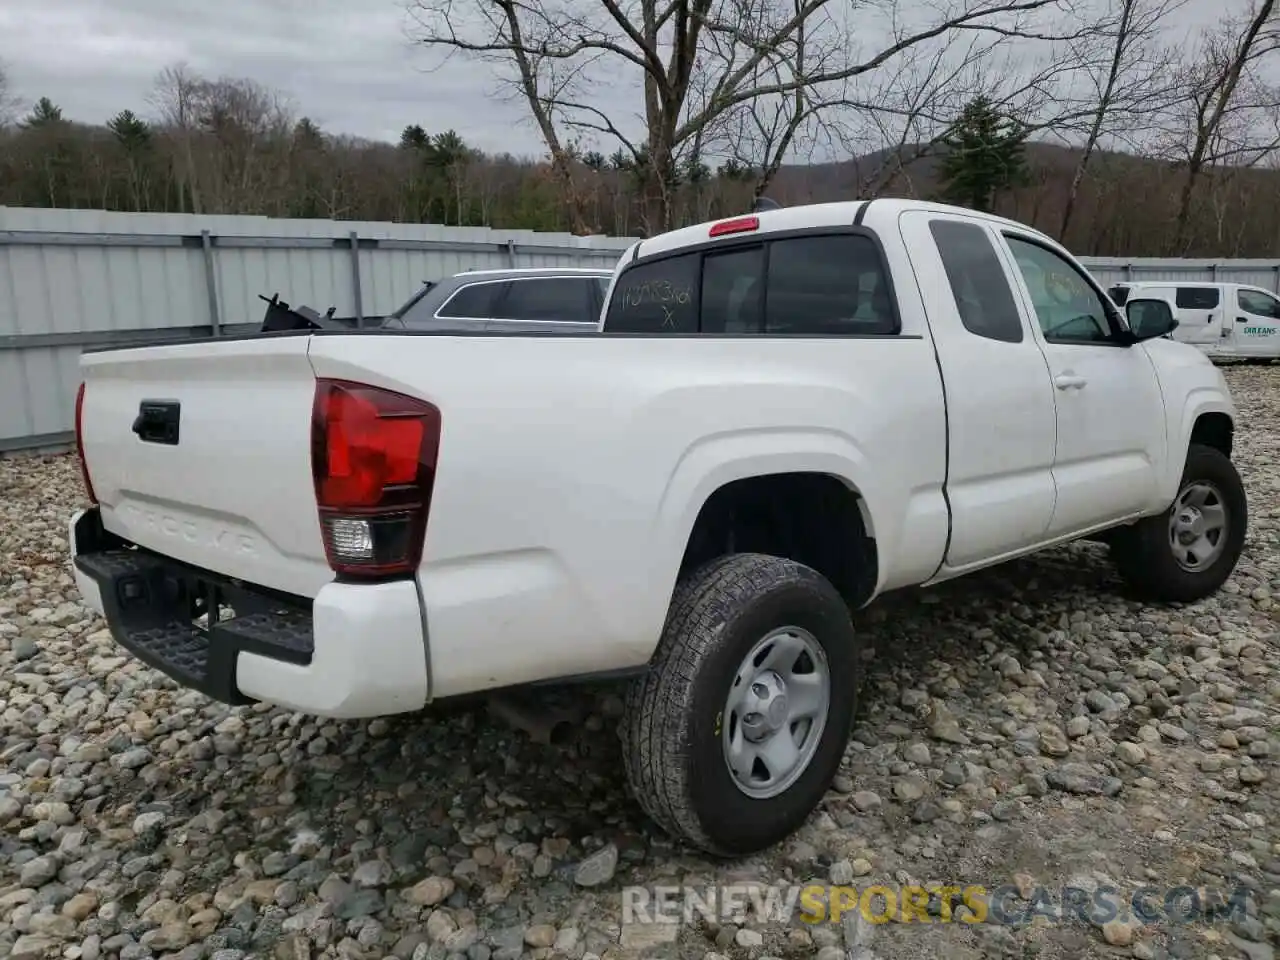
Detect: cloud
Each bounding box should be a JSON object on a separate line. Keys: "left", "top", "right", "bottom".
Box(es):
{"left": 0, "top": 0, "right": 1258, "bottom": 164}
{"left": 0, "top": 0, "right": 560, "bottom": 156}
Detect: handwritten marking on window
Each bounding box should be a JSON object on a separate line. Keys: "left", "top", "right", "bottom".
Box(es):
{"left": 620, "top": 279, "right": 693, "bottom": 314}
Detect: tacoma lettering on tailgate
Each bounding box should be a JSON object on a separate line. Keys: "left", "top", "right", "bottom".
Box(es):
{"left": 121, "top": 504, "right": 258, "bottom": 557}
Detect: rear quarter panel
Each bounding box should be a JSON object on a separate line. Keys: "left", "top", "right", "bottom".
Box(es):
{"left": 306, "top": 332, "right": 949, "bottom": 697}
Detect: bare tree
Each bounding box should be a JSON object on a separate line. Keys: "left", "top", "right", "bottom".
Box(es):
{"left": 0, "top": 59, "right": 21, "bottom": 127}
{"left": 149, "top": 62, "right": 207, "bottom": 212}
{"left": 147, "top": 64, "right": 297, "bottom": 215}
{"left": 698, "top": 5, "right": 1109, "bottom": 211}
{"left": 826, "top": 33, "right": 1031, "bottom": 198}
{"left": 1160, "top": 0, "right": 1280, "bottom": 253}
{"left": 403, "top": 0, "right": 1092, "bottom": 234}
{"left": 1052, "top": 0, "right": 1188, "bottom": 241}
{"left": 690, "top": 0, "right": 824, "bottom": 204}
{"left": 810, "top": 24, "right": 1101, "bottom": 206}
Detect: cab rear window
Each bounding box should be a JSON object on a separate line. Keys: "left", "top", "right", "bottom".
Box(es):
{"left": 603, "top": 232, "right": 897, "bottom": 335}
{"left": 605, "top": 251, "right": 700, "bottom": 332}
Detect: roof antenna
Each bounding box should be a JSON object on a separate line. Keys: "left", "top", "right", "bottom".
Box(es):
{"left": 752, "top": 196, "right": 782, "bottom": 213}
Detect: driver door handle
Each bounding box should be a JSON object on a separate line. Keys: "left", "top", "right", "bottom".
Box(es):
{"left": 1055, "top": 374, "right": 1087, "bottom": 390}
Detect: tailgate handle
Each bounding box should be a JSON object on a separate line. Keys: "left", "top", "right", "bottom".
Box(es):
{"left": 132, "top": 400, "right": 181, "bottom": 445}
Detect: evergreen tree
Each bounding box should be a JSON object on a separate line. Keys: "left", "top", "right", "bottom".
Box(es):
{"left": 108, "top": 109, "right": 154, "bottom": 211}
{"left": 292, "top": 117, "right": 324, "bottom": 149}
{"left": 716, "top": 159, "right": 753, "bottom": 181}
{"left": 936, "top": 95, "right": 1030, "bottom": 212}
{"left": 399, "top": 124, "right": 429, "bottom": 150}
{"left": 108, "top": 109, "right": 151, "bottom": 149}
{"left": 21, "top": 97, "right": 64, "bottom": 129}
{"left": 684, "top": 152, "right": 710, "bottom": 185}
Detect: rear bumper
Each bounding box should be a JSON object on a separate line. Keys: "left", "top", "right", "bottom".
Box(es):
{"left": 68, "top": 507, "right": 429, "bottom": 719}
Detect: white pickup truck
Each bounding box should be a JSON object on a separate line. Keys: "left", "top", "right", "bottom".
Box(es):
{"left": 68, "top": 198, "right": 1247, "bottom": 858}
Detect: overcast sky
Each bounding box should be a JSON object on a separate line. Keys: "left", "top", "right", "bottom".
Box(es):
{"left": 0, "top": 0, "right": 1239, "bottom": 160}
{"left": 0, "top": 0, "right": 554, "bottom": 155}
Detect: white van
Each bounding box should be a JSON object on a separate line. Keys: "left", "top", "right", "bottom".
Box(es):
{"left": 1108, "top": 281, "right": 1280, "bottom": 364}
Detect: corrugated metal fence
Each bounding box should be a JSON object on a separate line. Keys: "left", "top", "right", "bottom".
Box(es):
{"left": 0, "top": 207, "right": 634, "bottom": 452}
{"left": 2, "top": 206, "right": 1279, "bottom": 453}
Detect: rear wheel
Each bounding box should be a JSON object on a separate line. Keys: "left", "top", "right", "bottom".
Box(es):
{"left": 620, "top": 553, "right": 861, "bottom": 857}
{"left": 1111, "top": 443, "right": 1247, "bottom": 602}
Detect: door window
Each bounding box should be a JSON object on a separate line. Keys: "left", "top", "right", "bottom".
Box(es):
{"left": 499, "top": 278, "right": 594, "bottom": 323}
{"left": 1238, "top": 289, "right": 1280, "bottom": 319}
{"left": 1004, "top": 235, "right": 1116, "bottom": 344}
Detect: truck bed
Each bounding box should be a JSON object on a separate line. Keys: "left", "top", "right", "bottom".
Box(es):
{"left": 76, "top": 327, "right": 951, "bottom": 698}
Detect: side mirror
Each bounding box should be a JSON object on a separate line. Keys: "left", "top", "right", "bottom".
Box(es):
{"left": 1125, "top": 298, "right": 1178, "bottom": 342}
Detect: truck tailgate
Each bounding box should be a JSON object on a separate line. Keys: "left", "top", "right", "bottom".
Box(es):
{"left": 78, "top": 335, "right": 333, "bottom": 599}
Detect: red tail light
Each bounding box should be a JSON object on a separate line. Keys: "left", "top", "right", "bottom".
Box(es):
{"left": 74, "top": 382, "right": 97, "bottom": 504}
{"left": 310, "top": 379, "right": 441, "bottom": 579}
{"left": 709, "top": 216, "right": 759, "bottom": 238}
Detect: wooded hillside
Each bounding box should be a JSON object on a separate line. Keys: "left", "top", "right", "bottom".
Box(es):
{"left": 1, "top": 0, "right": 1277, "bottom": 257}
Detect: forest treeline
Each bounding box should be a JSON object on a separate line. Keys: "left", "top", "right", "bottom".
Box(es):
{"left": 0, "top": 0, "right": 1277, "bottom": 257}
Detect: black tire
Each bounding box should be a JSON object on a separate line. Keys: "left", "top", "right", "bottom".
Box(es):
{"left": 620, "top": 552, "right": 861, "bottom": 858}
{"left": 1111, "top": 443, "right": 1247, "bottom": 603}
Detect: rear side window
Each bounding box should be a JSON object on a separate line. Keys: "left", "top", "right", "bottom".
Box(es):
{"left": 605, "top": 253, "right": 700, "bottom": 332}
{"left": 500, "top": 277, "right": 594, "bottom": 323}
{"left": 1175, "top": 287, "right": 1219, "bottom": 309}
{"left": 928, "top": 220, "right": 1023, "bottom": 343}
{"left": 437, "top": 282, "right": 501, "bottom": 320}
{"left": 603, "top": 231, "right": 895, "bottom": 335}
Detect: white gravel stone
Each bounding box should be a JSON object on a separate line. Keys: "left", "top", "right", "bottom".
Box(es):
{"left": 1, "top": 365, "right": 1278, "bottom": 960}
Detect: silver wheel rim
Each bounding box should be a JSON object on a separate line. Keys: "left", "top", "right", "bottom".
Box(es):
{"left": 1168, "top": 480, "right": 1229, "bottom": 572}
{"left": 722, "top": 626, "right": 831, "bottom": 800}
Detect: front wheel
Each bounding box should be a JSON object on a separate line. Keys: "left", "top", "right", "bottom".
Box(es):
{"left": 620, "top": 553, "right": 861, "bottom": 858}
{"left": 1112, "top": 443, "right": 1247, "bottom": 603}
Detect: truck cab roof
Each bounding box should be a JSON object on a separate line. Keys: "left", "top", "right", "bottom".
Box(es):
{"left": 629, "top": 198, "right": 1063, "bottom": 263}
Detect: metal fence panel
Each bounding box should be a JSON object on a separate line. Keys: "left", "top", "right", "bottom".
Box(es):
{"left": 1080, "top": 258, "right": 1280, "bottom": 289}
{"left": 1, "top": 205, "right": 1276, "bottom": 452}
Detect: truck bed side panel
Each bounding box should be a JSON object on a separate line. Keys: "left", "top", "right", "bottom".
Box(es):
{"left": 307, "top": 333, "right": 949, "bottom": 698}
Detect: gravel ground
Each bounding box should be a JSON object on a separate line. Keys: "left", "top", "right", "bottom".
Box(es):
{"left": 1, "top": 364, "right": 1278, "bottom": 960}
